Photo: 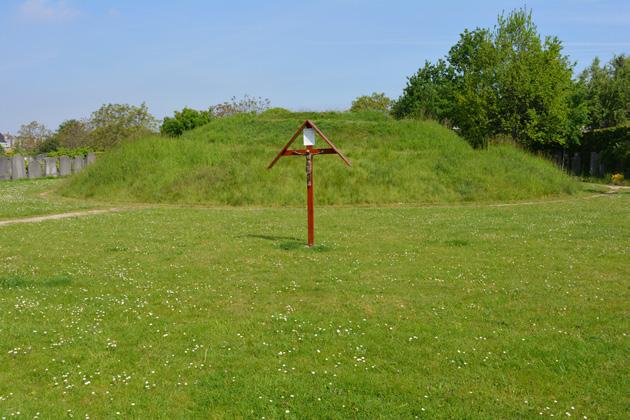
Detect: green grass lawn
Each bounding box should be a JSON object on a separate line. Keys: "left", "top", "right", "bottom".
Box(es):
{"left": 0, "top": 179, "right": 99, "bottom": 220}
{"left": 61, "top": 111, "right": 578, "bottom": 205}
{"left": 0, "top": 184, "right": 628, "bottom": 418}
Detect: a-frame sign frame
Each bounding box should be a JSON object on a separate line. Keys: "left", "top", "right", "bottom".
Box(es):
{"left": 268, "top": 120, "right": 350, "bottom": 247}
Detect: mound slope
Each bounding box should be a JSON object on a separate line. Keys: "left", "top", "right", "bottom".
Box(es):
{"left": 61, "top": 112, "right": 576, "bottom": 205}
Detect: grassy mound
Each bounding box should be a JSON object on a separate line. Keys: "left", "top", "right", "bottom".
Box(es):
{"left": 61, "top": 111, "right": 577, "bottom": 205}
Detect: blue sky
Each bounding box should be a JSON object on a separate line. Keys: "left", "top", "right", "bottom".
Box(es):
{"left": 1, "top": 0, "right": 629, "bottom": 133}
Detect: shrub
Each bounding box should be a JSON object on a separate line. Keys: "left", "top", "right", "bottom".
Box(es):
{"left": 88, "top": 103, "right": 158, "bottom": 149}
{"left": 160, "top": 108, "right": 212, "bottom": 137}
{"left": 260, "top": 107, "right": 292, "bottom": 118}
{"left": 210, "top": 95, "right": 270, "bottom": 117}
{"left": 611, "top": 173, "right": 625, "bottom": 184}
{"left": 47, "top": 147, "right": 92, "bottom": 158}
{"left": 36, "top": 136, "right": 60, "bottom": 154}
{"left": 350, "top": 93, "right": 392, "bottom": 113}
{"left": 54, "top": 119, "right": 92, "bottom": 149}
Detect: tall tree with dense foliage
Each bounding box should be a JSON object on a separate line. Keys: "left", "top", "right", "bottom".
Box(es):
{"left": 494, "top": 10, "right": 581, "bottom": 149}
{"left": 579, "top": 55, "right": 630, "bottom": 129}
{"left": 448, "top": 28, "right": 498, "bottom": 147}
{"left": 393, "top": 8, "right": 583, "bottom": 149}
{"left": 392, "top": 59, "right": 454, "bottom": 122}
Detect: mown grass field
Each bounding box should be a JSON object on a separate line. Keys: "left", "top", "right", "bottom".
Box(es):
{"left": 0, "top": 179, "right": 98, "bottom": 220}
{"left": 61, "top": 111, "right": 577, "bottom": 205}
{"left": 1, "top": 180, "right": 628, "bottom": 418}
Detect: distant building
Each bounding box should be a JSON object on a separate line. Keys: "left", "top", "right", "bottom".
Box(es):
{"left": 0, "top": 133, "right": 13, "bottom": 149}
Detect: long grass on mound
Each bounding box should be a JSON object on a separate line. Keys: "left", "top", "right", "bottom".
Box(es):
{"left": 61, "top": 112, "right": 577, "bottom": 205}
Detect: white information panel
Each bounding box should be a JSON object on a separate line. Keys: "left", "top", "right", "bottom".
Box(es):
{"left": 303, "top": 128, "right": 315, "bottom": 146}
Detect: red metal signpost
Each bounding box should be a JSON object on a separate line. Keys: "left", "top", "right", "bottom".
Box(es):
{"left": 268, "top": 120, "right": 351, "bottom": 247}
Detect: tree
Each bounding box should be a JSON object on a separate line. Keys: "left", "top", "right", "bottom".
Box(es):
{"left": 160, "top": 108, "right": 212, "bottom": 137}
{"left": 448, "top": 28, "right": 498, "bottom": 147}
{"left": 36, "top": 137, "right": 60, "bottom": 154}
{"left": 15, "top": 121, "right": 51, "bottom": 153}
{"left": 579, "top": 55, "right": 630, "bottom": 129}
{"left": 54, "top": 119, "right": 92, "bottom": 149}
{"left": 88, "top": 103, "right": 158, "bottom": 149}
{"left": 350, "top": 92, "right": 392, "bottom": 113}
{"left": 210, "top": 95, "right": 271, "bottom": 117}
{"left": 394, "top": 8, "right": 581, "bottom": 149}
{"left": 493, "top": 10, "right": 578, "bottom": 149}
{"left": 392, "top": 59, "right": 454, "bottom": 121}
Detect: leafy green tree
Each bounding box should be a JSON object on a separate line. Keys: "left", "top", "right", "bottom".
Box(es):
{"left": 36, "top": 137, "right": 60, "bottom": 154}
{"left": 448, "top": 28, "right": 498, "bottom": 147}
{"left": 89, "top": 103, "right": 158, "bottom": 149}
{"left": 350, "top": 92, "right": 392, "bottom": 113}
{"left": 160, "top": 108, "right": 212, "bottom": 137}
{"left": 566, "top": 80, "right": 590, "bottom": 147}
{"left": 493, "top": 10, "right": 577, "bottom": 149}
{"left": 54, "top": 119, "right": 92, "bottom": 149}
{"left": 15, "top": 121, "right": 51, "bottom": 153}
{"left": 579, "top": 55, "right": 630, "bottom": 129}
{"left": 392, "top": 59, "right": 454, "bottom": 121}
{"left": 394, "top": 8, "right": 581, "bottom": 149}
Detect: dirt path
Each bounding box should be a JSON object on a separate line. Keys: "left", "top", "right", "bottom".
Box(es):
{"left": 605, "top": 185, "right": 630, "bottom": 193}
{"left": 485, "top": 185, "right": 627, "bottom": 208}
{"left": 1, "top": 185, "right": 627, "bottom": 228}
{"left": 0, "top": 208, "right": 135, "bottom": 227}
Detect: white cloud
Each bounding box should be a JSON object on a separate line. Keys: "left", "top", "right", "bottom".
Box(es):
{"left": 18, "top": 0, "right": 79, "bottom": 23}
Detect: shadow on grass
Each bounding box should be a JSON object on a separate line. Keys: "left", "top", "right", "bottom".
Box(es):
{"left": 0, "top": 275, "right": 72, "bottom": 289}
{"left": 276, "top": 241, "right": 331, "bottom": 252}
{"left": 242, "top": 234, "right": 301, "bottom": 242}
{"left": 242, "top": 234, "right": 331, "bottom": 252}
{"left": 444, "top": 239, "right": 470, "bottom": 247}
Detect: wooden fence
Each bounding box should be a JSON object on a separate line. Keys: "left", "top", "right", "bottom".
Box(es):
{"left": 550, "top": 150, "right": 608, "bottom": 177}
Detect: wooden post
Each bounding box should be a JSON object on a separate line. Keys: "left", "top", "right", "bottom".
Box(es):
{"left": 268, "top": 120, "right": 350, "bottom": 247}
{"left": 590, "top": 151, "right": 599, "bottom": 177}
{"left": 306, "top": 146, "right": 314, "bottom": 247}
